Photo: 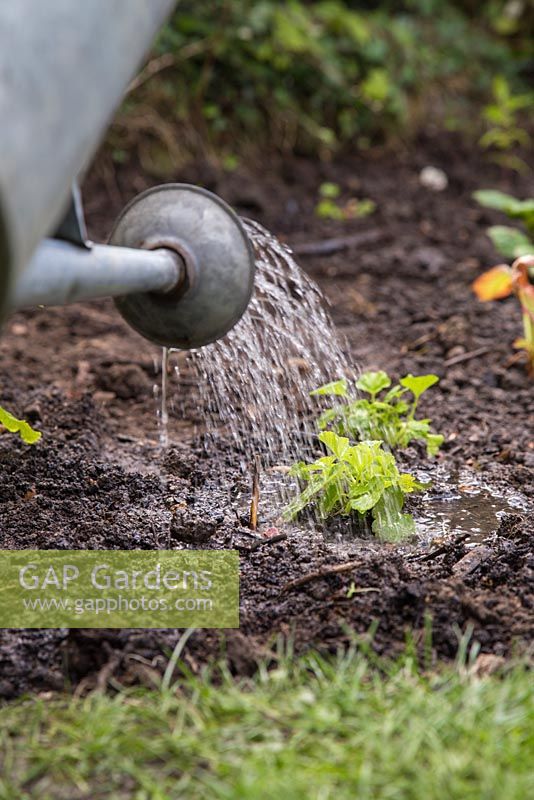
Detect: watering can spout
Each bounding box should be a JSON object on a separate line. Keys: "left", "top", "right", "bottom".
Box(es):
{"left": 0, "top": 1, "right": 255, "bottom": 348}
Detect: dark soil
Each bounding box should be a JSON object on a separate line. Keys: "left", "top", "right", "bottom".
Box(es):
{"left": 0, "top": 133, "right": 532, "bottom": 697}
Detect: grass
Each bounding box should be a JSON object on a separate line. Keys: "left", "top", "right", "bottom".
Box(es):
{"left": 0, "top": 646, "right": 532, "bottom": 799}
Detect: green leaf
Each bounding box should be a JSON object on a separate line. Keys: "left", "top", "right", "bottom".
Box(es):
{"left": 356, "top": 371, "right": 391, "bottom": 397}
{"left": 319, "top": 431, "right": 350, "bottom": 459}
{"left": 473, "top": 189, "right": 521, "bottom": 214}
{"left": 371, "top": 489, "right": 416, "bottom": 542}
{"left": 0, "top": 406, "right": 41, "bottom": 445}
{"left": 425, "top": 434, "right": 444, "bottom": 457}
{"left": 348, "top": 478, "right": 384, "bottom": 513}
{"left": 382, "top": 385, "right": 406, "bottom": 403}
{"left": 310, "top": 379, "right": 348, "bottom": 397}
{"left": 487, "top": 226, "right": 533, "bottom": 260}
{"left": 315, "top": 199, "right": 344, "bottom": 220}
{"left": 361, "top": 68, "right": 390, "bottom": 104}
{"left": 398, "top": 473, "right": 426, "bottom": 493}
{"left": 399, "top": 374, "right": 439, "bottom": 402}
{"left": 373, "top": 510, "right": 416, "bottom": 542}
{"left": 319, "top": 182, "right": 341, "bottom": 199}
{"left": 474, "top": 190, "right": 534, "bottom": 219}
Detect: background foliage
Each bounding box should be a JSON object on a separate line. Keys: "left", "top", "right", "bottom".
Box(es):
{"left": 107, "top": 0, "right": 533, "bottom": 171}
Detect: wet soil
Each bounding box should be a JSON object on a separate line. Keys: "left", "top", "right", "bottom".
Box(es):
{"left": 0, "top": 134, "right": 532, "bottom": 696}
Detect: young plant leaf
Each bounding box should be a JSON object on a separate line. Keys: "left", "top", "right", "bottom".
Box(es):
{"left": 473, "top": 189, "right": 522, "bottom": 215}
{"left": 487, "top": 226, "right": 533, "bottom": 260}
{"left": 319, "top": 182, "right": 341, "bottom": 199}
{"left": 310, "top": 379, "right": 348, "bottom": 397}
{"left": 399, "top": 374, "right": 439, "bottom": 402}
{"left": 355, "top": 371, "right": 391, "bottom": 397}
{"left": 0, "top": 406, "right": 41, "bottom": 444}
{"left": 371, "top": 489, "right": 416, "bottom": 542}
{"left": 425, "top": 434, "right": 444, "bottom": 457}
{"left": 319, "top": 430, "right": 350, "bottom": 459}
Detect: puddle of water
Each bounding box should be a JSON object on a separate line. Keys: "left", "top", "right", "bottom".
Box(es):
{"left": 414, "top": 469, "right": 529, "bottom": 545}
{"left": 416, "top": 492, "right": 515, "bottom": 544}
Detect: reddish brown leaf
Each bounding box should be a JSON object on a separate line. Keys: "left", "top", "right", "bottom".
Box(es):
{"left": 472, "top": 265, "right": 513, "bottom": 302}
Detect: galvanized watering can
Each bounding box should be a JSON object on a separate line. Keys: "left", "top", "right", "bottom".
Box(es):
{"left": 0, "top": 0, "right": 255, "bottom": 348}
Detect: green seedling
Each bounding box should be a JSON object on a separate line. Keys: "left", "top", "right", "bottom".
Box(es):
{"left": 284, "top": 431, "right": 424, "bottom": 542}
{"left": 473, "top": 189, "right": 534, "bottom": 260}
{"left": 315, "top": 182, "right": 376, "bottom": 221}
{"left": 311, "top": 371, "right": 443, "bottom": 456}
{"left": 0, "top": 405, "right": 41, "bottom": 444}
{"left": 473, "top": 254, "right": 534, "bottom": 375}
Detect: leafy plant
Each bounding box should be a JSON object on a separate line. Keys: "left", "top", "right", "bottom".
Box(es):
{"left": 474, "top": 189, "right": 534, "bottom": 259}
{"left": 311, "top": 372, "right": 443, "bottom": 456}
{"left": 479, "top": 76, "right": 532, "bottom": 172}
{"left": 472, "top": 254, "right": 534, "bottom": 375}
{"left": 0, "top": 405, "right": 41, "bottom": 444}
{"left": 284, "top": 431, "right": 424, "bottom": 541}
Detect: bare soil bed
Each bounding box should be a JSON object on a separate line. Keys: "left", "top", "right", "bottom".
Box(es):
{"left": 0, "top": 134, "right": 532, "bottom": 697}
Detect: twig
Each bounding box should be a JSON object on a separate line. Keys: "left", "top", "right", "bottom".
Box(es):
{"left": 238, "top": 532, "right": 288, "bottom": 554}
{"left": 401, "top": 331, "right": 438, "bottom": 353}
{"left": 281, "top": 559, "right": 362, "bottom": 593}
{"left": 408, "top": 533, "right": 469, "bottom": 563}
{"left": 444, "top": 346, "right": 493, "bottom": 367}
{"left": 95, "top": 651, "right": 122, "bottom": 692}
{"left": 292, "top": 230, "right": 386, "bottom": 257}
{"left": 127, "top": 40, "right": 209, "bottom": 94}
{"left": 249, "top": 454, "right": 261, "bottom": 531}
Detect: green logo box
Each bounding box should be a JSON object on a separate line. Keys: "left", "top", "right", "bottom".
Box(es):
{"left": 0, "top": 550, "right": 239, "bottom": 629}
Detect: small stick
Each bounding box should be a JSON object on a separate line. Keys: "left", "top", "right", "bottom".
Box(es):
{"left": 292, "top": 230, "right": 386, "bottom": 257}
{"left": 249, "top": 454, "right": 261, "bottom": 531}
{"left": 238, "top": 532, "right": 288, "bottom": 554}
{"left": 408, "top": 533, "right": 470, "bottom": 562}
{"left": 281, "top": 559, "right": 362, "bottom": 593}
{"left": 444, "top": 345, "right": 493, "bottom": 367}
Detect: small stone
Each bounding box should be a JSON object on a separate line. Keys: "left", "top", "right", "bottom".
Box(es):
{"left": 470, "top": 653, "right": 506, "bottom": 678}
{"left": 419, "top": 166, "right": 448, "bottom": 192}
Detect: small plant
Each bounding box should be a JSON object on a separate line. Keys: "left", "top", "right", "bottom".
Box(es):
{"left": 0, "top": 405, "right": 41, "bottom": 444}
{"left": 311, "top": 371, "right": 443, "bottom": 456}
{"left": 474, "top": 189, "right": 534, "bottom": 259}
{"left": 284, "top": 431, "right": 424, "bottom": 541}
{"left": 479, "top": 77, "right": 532, "bottom": 173}
{"left": 472, "top": 254, "right": 534, "bottom": 375}
{"left": 315, "top": 182, "right": 376, "bottom": 221}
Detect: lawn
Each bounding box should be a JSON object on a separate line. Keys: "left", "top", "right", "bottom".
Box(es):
{"left": 1, "top": 647, "right": 532, "bottom": 799}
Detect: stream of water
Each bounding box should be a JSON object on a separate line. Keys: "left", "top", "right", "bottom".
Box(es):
{"left": 167, "top": 220, "right": 350, "bottom": 470}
